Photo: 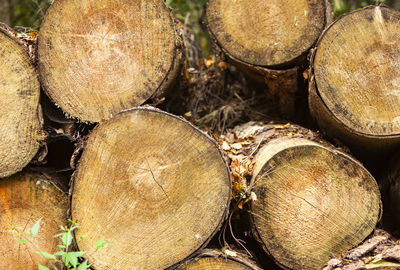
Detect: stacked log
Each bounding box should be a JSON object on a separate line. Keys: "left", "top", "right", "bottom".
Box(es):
{"left": 0, "top": 24, "right": 43, "bottom": 178}
{"left": 221, "top": 122, "right": 381, "bottom": 270}
{"left": 309, "top": 5, "right": 400, "bottom": 162}
{"left": 71, "top": 108, "right": 231, "bottom": 269}
{"left": 37, "top": 0, "right": 183, "bottom": 122}
{"left": 176, "top": 249, "right": 262, "bottom": 270}
{"left": 206, "top": 0, "right": 332, "bottom": 117}
{"left": 0, "top": 171, "right": 68, "bottom": 269}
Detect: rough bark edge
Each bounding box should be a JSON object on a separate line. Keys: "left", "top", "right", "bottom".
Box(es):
{"left": 15, "top": 167, "right": 68, "bottom": 197}
{"left": 0, "top": 23, "right": 46, "bottom": 177}
{"left": 227, "top": 125, "right": 382, "bottom": 269}
{"left": 175, "top": 249, "right": 263, "bottom": 270}
{"left": 149, "top": 12, "right": 185, "bottom": 102}
{"left": 248, "top": 145, "right": 382, "bottom": 270}
{"left": 37, "top": 0, "right": 184, "bottom": 124}
{"left": 205, "top": 0, "right": 331, "bottom": 71}
{"left": 205, "top": 0, "right": 331, "bottom": 118}
{"left": 69, "top": 106, "right": 232, "bottom": 269}
{"left": 308, "top": 3, "right": 400, "bottom": 147}
{"left": 323, "top": 229, "right": 400, "bottom": 270}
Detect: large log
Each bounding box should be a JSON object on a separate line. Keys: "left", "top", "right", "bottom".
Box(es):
{"left": 309, "top": 5, "right": 400, "bottom": 162}
{"left": 0, "top": 170, "right": 68, "bottom": 269}
{"left": 206, "top": 0, "right": 332, "bottom": 117}
{"left": 222, "top": 122, "right": 381, "bottom": 270}
{"left": 0, "top": 24, "right": 43, "bottom": 177}
{"left": 71, "top": 107, "right": 231, "bottom": 269}
{"left": 37, "top": 0, "right": 183, "bottom": 123}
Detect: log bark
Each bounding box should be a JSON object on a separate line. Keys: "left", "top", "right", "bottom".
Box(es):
{"left": 0, "top": 24, "right": 43, "bottom": 177}
{"left": 309, "top": 5, "right": 400, "bottom": 163}
{"left": 221, "top": 122, "right": 381, "bottom": 270}
{"left": 323, "top": 230, "right": 400, "bottom": 270}
{"left": 37, "top": 0, "right": 183, "bottom": 123}
{"left": 71, "top": 107, "right": 231, "bottom": 269}
{"left": 0, "top": 170, "right": 68, "bottom": 269}
{"left": 206, "top": 0, "right": 332, "bottom": 118}
{"left": 176, "top": 249, "right": 262, "bottom": 270}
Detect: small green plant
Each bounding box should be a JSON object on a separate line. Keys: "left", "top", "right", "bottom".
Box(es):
{"left": 9, "top": 218, "right": 110, "bottom": 270}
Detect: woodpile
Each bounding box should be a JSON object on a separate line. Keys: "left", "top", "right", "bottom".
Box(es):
{"left": 1, "top": 0, "right": 400, "bottom": 269}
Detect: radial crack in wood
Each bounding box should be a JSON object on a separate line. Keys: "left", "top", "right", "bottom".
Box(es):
{"left": 38, "top": 0, "right": 181, "bottom": 122}
{"left": 250, "top": 138, "right": 381, "bottom": 270}
{"left": 310, "top": 5, "right": 400, "bottom": 150}
{"left": 206, "top": 0, "right": 326, "bottom": 68}
{"left": 0, "top": 26, "right": 42, "bottom": 178}
{"left": 223, "top": 122, "right": 381, "bottom": 270}
{"left": 71, "top": 107, "right": 231, "bottom": 269}
{"left": 206, "top": 0, "right": 329, "bottom": 119}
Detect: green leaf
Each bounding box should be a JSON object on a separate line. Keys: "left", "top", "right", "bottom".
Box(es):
{"left": 64, "top": 230, "right": 73, "bottom": 248}
{"left": 77, "top": 260, "right": 91, "bottom": 270}
{"left": 64, "top": 252, "right": 85, "bottom": 268}
{"left": 54, "top": 251, "right": 66, "bottom": 256}
{"left": 18, "top": 239, "right": 27, "bottom": 244}
{"left": 36, "top": 251, "right": 56, "bottom": 260}
{"left": 95, "top": 238, "right": 105, "bottom": 250}
{"left": 30, "top": 218, "right": 42, "bottom": 238}
{"left": 38, "top": 264, "right": 50, "bottom": 270}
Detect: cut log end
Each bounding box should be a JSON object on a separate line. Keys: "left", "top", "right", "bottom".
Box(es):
{"left": 71, "top": 107, "right": 231, "bottom": 269}
{"left": 250, "top": 138, "right": 381, "bottom": 270}
{"left": 314, "top": 5, "right": 400, "bottom": 137}
{"left": 178, "top": 257, "right": 252, "bottom": 270}
{"left": 38, "top": 0, "right": 180, "bottom": 122}
{"left": 176, "top": 249, "right": 261, "bottom": 270}
{"left": 0, "top": 171, "right": 68, "bottom": 269}
{"left": 0, "top": 28, "right": 42, "bottom": 177}
{"left": 207, "top": 0, "right": 326, "bottom": 67}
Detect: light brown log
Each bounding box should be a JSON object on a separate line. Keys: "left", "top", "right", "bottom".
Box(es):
{"left": 206, "top": 0, "right": 332, "bottom": 118}
{"left": 0, "top": 170, "right": 68, "bottom": 269}
{"left": 223, "top": 122, "right": 381, "bottom": 270}
{"left": 0, "top": 24, "right": 43, "bottom": 177}
{"left": 38, "top": 0, "right": 183, "bottom": 122}
{"left": 176, "top": 249, "right": 262, "bottom": 270}
{"left": 71, "top": 107, "right": 231, "bottom": 269}
{"left": 309, "top": 5, "right": 400, "bottom": 161}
